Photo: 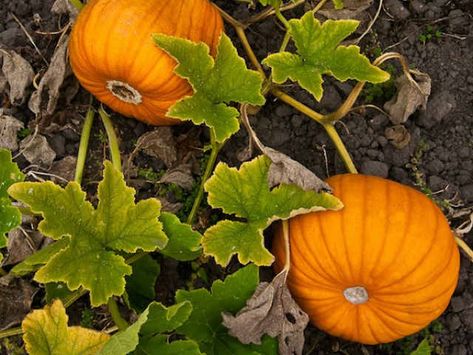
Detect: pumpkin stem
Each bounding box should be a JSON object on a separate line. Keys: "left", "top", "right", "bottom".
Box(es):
{"left": 343, "top": 286, "right": 369, "bottom": 305}
{"left": 106, "top": 80, "right": 142, "bottom": 105}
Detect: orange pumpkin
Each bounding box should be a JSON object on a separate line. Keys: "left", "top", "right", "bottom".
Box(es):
{"left": 69, "top": 0, "right": 224, "bottom": 125}
{"left": 273, "top": 174, "right": 460, "bottom": 345}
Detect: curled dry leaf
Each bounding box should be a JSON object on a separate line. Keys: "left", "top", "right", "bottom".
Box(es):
{"left": 49, "top": 155, "right": 77, "bottom": 182}
{"left": 0, "top": 111, "right": 24, "bottom": 151}
{"left": 132, "top": 127, "right": 177, "bottom": 168}
{"left": 20, "top": 134, "right": 56, "bottom": 167}
{"left": 3, "top": 229, "right": 44, "bottom": 266}
{"left": 28, "top": 34, "right": 70, "bottom": 116}
{"left": 0, "top": 49, "right": 35, "bottom": 105}
{"left": 241, "top": 105, "right": 330, "bottom": 192}
{"left": 159, "top": 163, "right": 195, "bottom": 190}
{"left": 0, "top": 275, "right": 37, "bottom": 330}
{"left": 384, "top": 71, "right": 432, "bottom": 125}
{"left": 51, "top": 0, "right": 79, "bottom": 19}
{"left": 385, "top": 124, "right": 411, "bottom": 149}
{"left": 222, "top": 269, "right": 309, "bottom": 355}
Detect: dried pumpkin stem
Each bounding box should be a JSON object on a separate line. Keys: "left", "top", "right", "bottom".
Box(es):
{"left": 98, "top": 107, "right": 122, "bottom": 172}
{"left": 186, "top": 129, "right": 221, "bottom": 225}
{"left": 455, "top": 236, "right": 473, "bottom": 262}
{"left": 74, "top": 106, "right": 95, "bottom": 184}
{"left": 282, "top": 219, "right": 291, "bottom": 275}
{"left": 274, "top": 4, "right": 291, "bottom": 30}
{"left": 107, "top": 297, "right": 129, "bottom": 331}
{"left": 69, "top": 0, "right": 84, "bottom": 11}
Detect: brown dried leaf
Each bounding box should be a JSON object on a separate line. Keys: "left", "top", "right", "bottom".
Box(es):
{"left": 0, "top": 275, "right": 37, "bottom": 330}
{"left": 241, "top": 105, "right": 330, "bottom": 192}
{"left": 133, "top": 128, "right": 177, "bottom": 168}
{"left": 20, "top": 134, "right": 56, "bottom": 167}
{"left": 0, "top": 110, "right": 24, "bottom": 151}
{"left": 222, "top": 269, "right": 309, "bottom": 355}
{"left": 49, "top": 155, "right": 77, "bottom": 182}
{"left": 385, "top": 124, "right": 411, "bottom": 149}
{"left": 159, "top": 163, "right": 195, "bottom": 190}
{"left": 28, "top": 34, "right": 70, "bottom": 116}
{"left": 159, "top": 198, "right": 183, "bottom": 214}
{"left": 384, "top": 72, "right": 431, "bottom": 124}
{"left": 2, "top": 229, "right": 44, "bottom": 266}
{"left": 0, "top": 49, "right": 35, "bottom": 105}
{"left": 51, "top": 0, "right": 79, "bottom": 18}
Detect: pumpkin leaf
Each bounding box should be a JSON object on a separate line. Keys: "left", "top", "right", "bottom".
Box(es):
{"left": 22, "top": 299, "right": 110, "bottom": 355}
{"left": 332, "top": 0, "right": 344, "bottom": 9}
{"left": 176, "top": 264, "right": 278, "bottom": 355}
{"left": 0, "top": 148, "right": 24, "bottom": 262}
{"left": 8, "top": 161, "right": 167, "bottom": 306}
{"left": 125, "top": 254, "right": 160, "bottom": 312}
{"left": 222, "top": 269, "right": 309, "bottom": 355}
{"left": 262, "top": 13, "right": 389, "bottom": 101}
{"left": 203, "top": 155, "right": 342, "bottom": 266}
{"left": 99, "top": 305, "right": 151, "bottom": 355}
{"left": 154, "top": 33, "right": 265, "bottom": 143}
{"left": 160, "top": 212, "right": 203, "bottom": 261}
{"left": 135, "top": 301, "right": 201, "bottom": 354}
{"left": 411, "top": 338, "right": 431, "bottom": 355}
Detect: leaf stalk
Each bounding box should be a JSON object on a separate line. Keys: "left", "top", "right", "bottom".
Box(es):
{"left": 98, "top": 107, "right": 122, "bottom": 172}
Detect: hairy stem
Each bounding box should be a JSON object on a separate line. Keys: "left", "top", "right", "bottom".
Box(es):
{"left": 274, "top": 4, "right": 291, "bottom": 29}
{"left": 323, "top": 123, "right": 358, "bottom": 174}
{"left": 98, "top": 107, "right": 122, "bottom": 172}
{"left": 271, "top": 87, "right": 324, "bottom": 123}
{"left": 108, "top": 298, "right": 129, "bottom": 331}
{"left": 74, "top": 107, "right": 95, "bottom": 184}
{"left": 186, "top": 130, "right": 221, "bottom": 225}
{"left": 69, "top": 0, "right": 84, "bottom": 11}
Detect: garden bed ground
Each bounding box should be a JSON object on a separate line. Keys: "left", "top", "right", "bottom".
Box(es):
{"left": 0, "top": 0, "right": 472, "bottom": 354}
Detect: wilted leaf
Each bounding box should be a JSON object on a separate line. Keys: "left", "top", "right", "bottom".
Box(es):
{"left": 385, "top": 124, "right": 411, "bottom": 149}
{"left": 222, "top": 269, "right": 309, "bottom": 355}
{"left": 19, "top": 134, "right": 56, "bottom": 167}
{"left": 154, "top": 34, "right": 265, "bottom": 143}
{"left": 0, "top": 111, "right": 24, "bottom": 151}
{"left": 125, "top": 254, "right": 160, "bottom": 312}
{"left": 0, "top": 49, "right": 34, "bottom": 105}
{"left": 2, "top": 229, "right": 44, "bottom": 266}
{"left": 176, "top": 264, "right": 278, "bottom": 355}
{"left": 29, "top": 34, "right": 70, "bottom": 116}
{"left": 160, "top": 212, "right": 202, "bottom": 261}
{"left": 203, "top": 155, "right": 342, "bottom": 266}
{"left": 159, "top": 164, "right": 194, "bottom": 190}
{"left": 384, "top": 72, "right": 431, "bottom": 124}
{"left": 241, "top": 105, "right": 330, "bottom": 192}
{"left": 0, "top": 276, "right": 36, "bottom": 330}
{"left": 49, "top": 156, "right": 77, "bottom": 182}
{"left": 263, "top": 13, "right": 389, "bottom": 101}
{"left": 133, "top": 128, "right": 177, "bottom": 168}
{"left": 22, "top": 299, "right": 109, "bottom": 355}
{"left": 8, "top": 162, "right": 167, "bottom": 306}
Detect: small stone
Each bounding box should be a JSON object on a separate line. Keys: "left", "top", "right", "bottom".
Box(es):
{"left": 48, "top": 134, "right": 66, "bottom": 158}
{"left": 360, "top": 160, "right": 389, "bottom": 178}
{"left": 320, "top": 85, "right": 342, "bottom": 112}
{"left": 458, "top": 147, "right": 471, "bottom": 159}
{"left": 385, "top": 0, "right": 411, "bottom": 20}
{"left": 270, "top": 127, "right": 290, "bottom": 146}
{"left": 410, "top": 0, "right": 427, "bottom": 14}
{"left": 426, "top": 159, "right": 444, "bottom": 174}
{"left": 390, "top": 167, "right": 409, "bottom": 183}
{"left": 460, "top": 184, "right": 473, "bottom": 202}
{"left": 446, "top": 314, "right": 461, "bottom": 331}
{"left": 369, "top": 114, "right": 389, "bottom": 130}
{"left": 451, "top": 296, "right": 467, "bottom": 312}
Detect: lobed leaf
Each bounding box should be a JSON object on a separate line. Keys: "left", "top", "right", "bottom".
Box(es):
{"left": 8, "top": 162, "right": 167, "bottom": 306}
{"left": 22, "top": 299, "right": 110, "bottom": 355}
{"left": 125, "top": 255, "right": 160, "bottom": 312}
{"left": 160, "top": 212, "right": 202, "bottom": 261}
{"left": 203, "top": 155, "right": 342, "bottom": 266}
{"left": 154, "top": 33, "right": 265, "bottom": 143}
{"left": 263, "top": 13, "right": 389, "bottom": 100}
{"left": 176, "top": 264, "right": 278, "bottom": 355}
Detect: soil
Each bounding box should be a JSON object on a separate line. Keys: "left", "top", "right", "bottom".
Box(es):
{"left": 0, "top": 0, "right": 472, "bottom": 354}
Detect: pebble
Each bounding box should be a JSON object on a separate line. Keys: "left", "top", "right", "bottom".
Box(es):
{"left": 320, "top": 85, "right": 342, "bottom": 112}
{"left": 385, "top": 0, "right": 411, "bottom": 20}
{"left": 460, "top": 184, "right": 473, "bottom": 202}
{"left": 48, "top": 134, "right": 66, "bottom": 158}
{"left": 446, "top": 314, "right": 462, "bottom": 331}
{"left": 0, "top": 27, "right": 22, "bottom": 47}
{"left": 360, "top": 160, "right": 389, "bottom": 178}
{"left": 410, "top": 0, "right": 427, "bottom": 14}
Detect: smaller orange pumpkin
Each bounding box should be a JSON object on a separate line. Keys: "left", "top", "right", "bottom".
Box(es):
{"left": 273, "top": 174, "right": 460, "bottom": 345}
{"left": 69, "top": 0, "right": 224, "bottom": 125}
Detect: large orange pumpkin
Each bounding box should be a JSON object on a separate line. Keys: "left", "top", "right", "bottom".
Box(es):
{"left": 69, "top": 0, "right": 224, "bottom": 125}
{"left": 273, "top": 174, "right": 460, "bottom": 345}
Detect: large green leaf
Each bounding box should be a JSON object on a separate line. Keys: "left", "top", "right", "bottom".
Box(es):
{"left": 125, "top": 255, "right": 160, "bottom": 312}
{"left": 160, "top": 212, "right": 202, "bottom": 261}
{"left": 22, "top": 299, "right": 110, "bottom": 355}
{"left": 203, "top": 155, "right": 342, "bottom": 266}
{"left": 154, "top": 33, "right": 265, "bottom": 143}
{"left": 176, "top": 264, "right": 278, "bottom": 355}
{"left": 0, "top": 148, "right": 24, "bottom": 261}
{"left": 263, "top": 13, "right": 389, "bottom": 100}
{"left": 8, "top": 162, "right": 167, "bottom": 306}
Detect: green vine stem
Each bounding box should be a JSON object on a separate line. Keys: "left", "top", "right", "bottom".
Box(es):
{"left": 98, "top": 107, "right": 122, "bottom": 171}
{"left": 107, "top": 298, "right": 128, "bottom": 331}
{"left": 68, "top": 0, "right": 84, "bottom": 11}
{"left": 274, "top": 4, "right": 290, "bottom": 29}
{"left": 0, "top": 327, "right": 22, "bottom": 339}
{"left": 187, "top": 129, "right": 221, "bottom": 225}
{"left": 74, "top": 107, "right": 95, "bottom": 184}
